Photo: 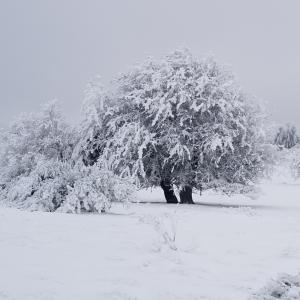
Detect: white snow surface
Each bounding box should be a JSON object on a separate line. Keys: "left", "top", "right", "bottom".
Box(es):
{"left": 1, "top": 183, "right": 300, "bottom": 300}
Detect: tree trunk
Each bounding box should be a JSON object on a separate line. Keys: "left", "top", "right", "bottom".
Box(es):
{"left": 160, "top": 180, "right": 178, "bottom": 203}
{"left": 179, "top": 186, "right": 194, "bottom": 204}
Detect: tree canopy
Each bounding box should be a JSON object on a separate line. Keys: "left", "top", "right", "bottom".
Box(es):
{"left": 78, "top": 50, "right": 265, "bottom": 203}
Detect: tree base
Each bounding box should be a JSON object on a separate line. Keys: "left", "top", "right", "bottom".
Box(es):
{"left": 179, "top": 186, "right": 194, "bottom": 204}
{"left": 160, "top": 181, "right": 178, "bottom": 203}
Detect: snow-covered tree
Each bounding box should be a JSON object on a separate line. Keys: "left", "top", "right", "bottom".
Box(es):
{"left": 0, "top": 101, "right": 134, "bottom": 212}
{"left": 0, "top": 100, "right": 75, "bottom": 187}
{"left": 2, "top": 158, "right": 133, "bottom": 212}
{"left": 80, "top": 49, "right": 266, "bottom": 204}
{"left": 72, "top": 76, "right": 111, "bottom": 165}
{"left": 274, "top": 124, "right": 299, "bottom": 149}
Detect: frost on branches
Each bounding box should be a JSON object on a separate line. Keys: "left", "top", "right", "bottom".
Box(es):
{"left": 0, "top": 101, "right": 133, "bottom": 213}
{"left": 274, "top": 124, "right": 299, "bottom": 149}
{"left": 58, "top": 164, "right": 134, "bottom": 213}
{"left": 80, "top": 49, "right": 266, "bottom": 204}
{"left": 73, "top": 76, "right": 111, "bottom": 165}
{"left": 0, "top": 101, "right": 74, "bottom": 186}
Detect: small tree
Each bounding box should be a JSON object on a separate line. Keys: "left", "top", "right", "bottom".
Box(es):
{"left": 0, "top": 101, "right": 133, "bottom": 212}
{"left": 274, "top": 124, "right": 299, "bottom": 149}
{"left": 0, "top": 101, "right": 75, "bottom": 186}
{"left": 79, "top": 50, "right": 265, "bottom": 203}
{"left": 0, "top": 101, "right": 74, "bottom": 207}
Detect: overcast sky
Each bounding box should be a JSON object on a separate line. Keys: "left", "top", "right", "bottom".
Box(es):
{"left": 0, "top": 0, "right": 300, "bottom": 128}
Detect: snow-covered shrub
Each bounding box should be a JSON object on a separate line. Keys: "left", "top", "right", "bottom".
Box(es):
{"left": 4, "top": 159, "right": 75, "bottom": 211}
{"left": 270, "top": 145, "right": 300, "bottom": 184}
{"left": 59, "top": 164, "right": 134, "bottom": 213}
{"left": 250, "top": 273, "right": 300, "bottom": 300}
{"left": 1, "top": 160, "right": 133, "bottom": 213}
{"left": 0, "top": 101, "right": 134, "bottom": 213}
{"left": 274, "top": 124, "right": 299, "bottom": 149}
{"left": 78, "top": 49, "right": 266, "bottom": 203}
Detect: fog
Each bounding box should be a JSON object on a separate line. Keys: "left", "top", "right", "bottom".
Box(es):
{"left": 1, "top": 0, "right": 300, "bottom": 128}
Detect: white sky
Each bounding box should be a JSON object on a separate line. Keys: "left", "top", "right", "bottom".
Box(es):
{"left": 1, "top": 0, "right": 300, "bottom": 128}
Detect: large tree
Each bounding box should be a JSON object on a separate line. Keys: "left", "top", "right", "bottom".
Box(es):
{"left": 79, "top": 50, "right": 265, "bottom": 203}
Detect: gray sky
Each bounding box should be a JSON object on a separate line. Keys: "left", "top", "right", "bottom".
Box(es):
{"left": 1, "top": 0, "right": 300, "bottom": 128}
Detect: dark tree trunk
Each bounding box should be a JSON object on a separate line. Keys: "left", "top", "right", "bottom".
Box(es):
{"left": 179, "top": 186, "right": 194, "bottom": 204}
{"left": 160, "top": 180, "right": 178, "bottom": 203}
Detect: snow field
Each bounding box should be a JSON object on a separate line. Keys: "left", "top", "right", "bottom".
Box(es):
{"left": 1, "top": 183, "right": 300, "bottom": 300}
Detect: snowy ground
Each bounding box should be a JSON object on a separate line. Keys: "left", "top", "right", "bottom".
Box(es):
{"left": 1, "top": 183, "right": 300, "bottom": 300}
